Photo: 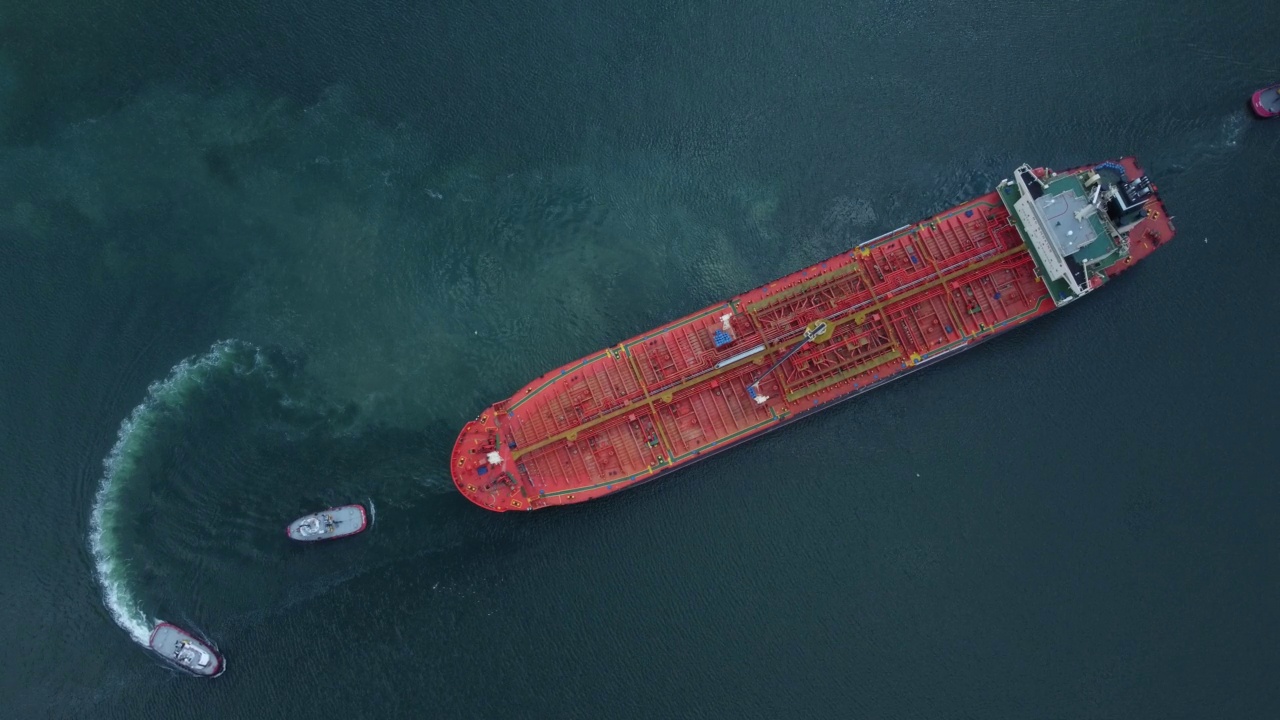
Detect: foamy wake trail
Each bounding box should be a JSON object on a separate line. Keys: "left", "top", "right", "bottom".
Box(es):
{"left": 1212, "top": 110, "right": 1248, "bottom": 152}
{"left": 89, "top": 340, "right": 270, "bottom": 646}
{"left": 90, "top": 423, "right": 154, "bottom": 644}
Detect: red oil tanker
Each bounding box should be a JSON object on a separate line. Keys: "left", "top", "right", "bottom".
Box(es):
{"left": 451, "top": 158, "right": 1175, "bottom": 512}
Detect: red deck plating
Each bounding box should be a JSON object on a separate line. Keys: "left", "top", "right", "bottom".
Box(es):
{"left": 452, "top": 159, "right": 1175, "bottom": 511}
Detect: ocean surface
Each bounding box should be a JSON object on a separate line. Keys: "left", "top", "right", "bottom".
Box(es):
{"left": 2, "top": 0, "right": 1277, "bottom": 717}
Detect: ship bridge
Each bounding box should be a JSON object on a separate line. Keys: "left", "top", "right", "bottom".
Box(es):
{"left": 1000, "top": 165, "right": 1119, "bottom": 307}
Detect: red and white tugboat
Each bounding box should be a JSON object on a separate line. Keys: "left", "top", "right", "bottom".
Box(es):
{"left": 286, "top": 504, "right": 367, "bottom": 542}
{"left": 1252, "top": 83, "right": 1280, "bottom": 118}
{"left": 148, "top": 623, "right": 223, "bottom": 677}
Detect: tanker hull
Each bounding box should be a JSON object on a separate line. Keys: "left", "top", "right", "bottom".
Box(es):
{"left": 452, "top": 159, "right": 1175, "bottom": 512}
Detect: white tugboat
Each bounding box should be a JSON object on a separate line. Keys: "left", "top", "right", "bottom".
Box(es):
{"left": 148, "top": 623, "right": 223, "bottom": 677}
{"left": 286, "top": 504, "right": 367, "bottom": 542}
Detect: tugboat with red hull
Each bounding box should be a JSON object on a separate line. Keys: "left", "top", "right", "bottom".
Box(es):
{"left": 286, "top": 504, "right": 367, "bottom": 542}
{"left": 1252, "top": 83, "right": 1280, "bottom": 118}
{"left": 148, "top": 622, "right": 223, "bottom": 677}
{"left": 451, "top": 158, "right": 1175, "bottom": 512}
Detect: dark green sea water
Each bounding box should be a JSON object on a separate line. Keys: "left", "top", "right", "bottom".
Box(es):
{"left": 2, "top": 0, "right": 1278, "bottom": 717}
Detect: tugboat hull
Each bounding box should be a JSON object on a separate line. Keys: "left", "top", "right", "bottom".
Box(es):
{"left": 148, "top": 622, "right": 223, "bottom": 677}
{"left": 286, "top": 504, "right": 367, "bottom": 541}
{"left": 1252, "top": 84, "right": 1280, "bottom": 118}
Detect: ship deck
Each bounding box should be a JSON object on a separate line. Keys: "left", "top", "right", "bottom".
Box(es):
{"left": 452, "top": 157, "right": 1174, "bottom": 511}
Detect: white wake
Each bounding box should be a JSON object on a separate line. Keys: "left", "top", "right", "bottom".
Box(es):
{"left": 88, "top": 340, "right": 267, "bottom": 645}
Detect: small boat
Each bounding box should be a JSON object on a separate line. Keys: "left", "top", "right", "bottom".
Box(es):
{"left": 148, "top": 622, "right": 223, "bottom": 677}
{"left": 1252, "top": 83, "right": 1280, "bottom": 118}
{"left": 286, "top": 504, "right": 367, "bottom": 541}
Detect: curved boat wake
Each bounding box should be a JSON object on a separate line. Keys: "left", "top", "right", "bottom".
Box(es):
{"left": 87, "top": 339, "right": 458, "bottom": 652}
{"left": 88, "top": 340, "right": 274, "bottom": 646}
